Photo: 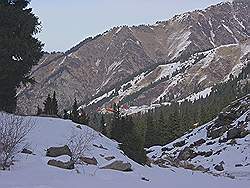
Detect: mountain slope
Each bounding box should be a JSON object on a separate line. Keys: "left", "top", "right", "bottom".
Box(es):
{"left": 148, "top": 95, "right": 250, "bottom": 179}
{"left": 17, "top": 0, "right": 249, "bottom": 114}
{"left": 0, "top": 113, "right": 250, "bottom": 188}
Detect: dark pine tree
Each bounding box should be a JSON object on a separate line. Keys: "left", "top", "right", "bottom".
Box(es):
{"left": 100, "top": 115, "right": 107, "bottom": 136}
{"left": 0, "top": 0, "right": 43, "bottom": 113}
{"left": 51, "top": 91, "right": 58, "bottom": 115}
{"left": 63, "top": 109, "right": 69, "bottom": 119}
{"left": 43, "top": 94, "right": 52, "bottom": 115}
{"left": 78, "top": 108, "right": 89, "bottom": 125}
{"left": 36, "top": 105, "right": 42, "bottom": 116}
{"left": 71, "top": 98, "right": 79, "bottom": 123}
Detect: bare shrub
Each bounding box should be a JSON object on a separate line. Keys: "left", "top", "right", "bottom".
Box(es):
{"left": 68, "top": 128, "right": 97, "bottom": 163}
{"left": 0, "top": 113, "right": 34, "bottom": 170}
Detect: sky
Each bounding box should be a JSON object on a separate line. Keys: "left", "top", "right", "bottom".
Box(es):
{"left": 30, "top": 0, "right": 223, "bottom": 52}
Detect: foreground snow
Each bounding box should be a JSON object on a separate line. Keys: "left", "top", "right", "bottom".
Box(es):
{"left": 0, "top": 115, "right": 249, "bottom": 188}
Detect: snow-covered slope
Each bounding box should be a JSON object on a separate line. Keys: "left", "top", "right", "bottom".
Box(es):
{"left": 0, "top": 113, "right": 250, "bottom": 187}
{"left": 148, "top": 95, "right": 250, "bottom": 180}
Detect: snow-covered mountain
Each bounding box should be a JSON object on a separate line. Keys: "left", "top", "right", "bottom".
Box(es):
{"left": 17, "top": 0, "right": 249, "bottom": 114}
{"left": 148, "top": 94, "right": 250, "bottom": 180}
{"left": 0, "top": 98, "right": 250, "bottom": 187}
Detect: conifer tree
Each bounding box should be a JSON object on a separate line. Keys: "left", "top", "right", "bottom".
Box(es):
{"left": 71, "top": 98, "right": 79, "bottom": 123}
{"left": 36, "top": 105, "right": 42, "bottom": 116}
{"left": 43, "top": 94, "right": 52, "bottom": 115}
{"left": 63, "top": 109, "right": 69, "bottom": 119}
{"left": 78, "top": 109, "right": 89, "bottom": 125}
{"left": 100, "top": 115, "right": 107, "bottom": 136}
{"left": 51, "top": 91, "right": 58, "bottom": 115}
{"left": 0, "top": 0, "right": 43, "bottom": 113}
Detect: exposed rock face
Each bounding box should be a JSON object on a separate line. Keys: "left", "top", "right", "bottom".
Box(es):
{"left": 46, "top": 145, "right": 72, "bottom": 158}
{"left": 17, "top": 1, "right": 249, "bottom": 114}
{"left": 100, "top": 160, "right": 132, "bottom": 172}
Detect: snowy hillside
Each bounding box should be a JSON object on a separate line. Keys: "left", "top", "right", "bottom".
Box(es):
{"left": 0, "top": 113, "right": 250, "bottom": 188}
{"left": 148, "top": 95, "right": 250, "bottom": 180}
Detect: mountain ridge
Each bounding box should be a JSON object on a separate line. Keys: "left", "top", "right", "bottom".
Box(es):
{"left": 17, "top": 0, "right": 249, "bottom": 114}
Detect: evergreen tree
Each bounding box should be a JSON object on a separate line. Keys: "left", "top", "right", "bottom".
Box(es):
{"left": 71, "top": 98, "right": 79, "bottom": 123}
{"left": 110, "top": 103, "right": 122, "bottom": 140}
{"left": 36, "top": 105, "right": 42, "bottom": 116}
{"left": 145, "top": 113, "right": 159, "bottom": 147}
{"left": 0, "top": 0, "right": 43, "bottom": 113}
{"left": 119, "top": 117, "right": 147, "bottom": 164}
{"left": 63, "top": 109, "right": 69, "bottom": 119}
{"left": 51, "top": 91, "right": 58, "bottom": 115}
{"left": 78, "top": 108, "right": 89, "bottom": 125}
{"left": 100, "top": 115, "right": 107, "bottom": 136}
{"left": 43, "top": 94, "right": 52, "bottom": 115}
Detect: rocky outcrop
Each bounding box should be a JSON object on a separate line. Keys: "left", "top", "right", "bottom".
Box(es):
{"left": 100, "top": 161, "right": 132, "bottom": 172}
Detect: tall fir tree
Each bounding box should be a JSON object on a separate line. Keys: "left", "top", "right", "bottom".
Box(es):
{"left": 71, "top": 98, "right": 79, "bottom": 123}
{"left": 51, "top": 91, "right": 58, "bottom": 115}
{"left": 43, "top": 94, "right": 52, "bottom": 115}
{"left": 100, "top": 115, "right": 107, "bottom": 136}
{"left": 0, "top": 0, "right": 43, "bottom": 113}
{"left": 63, "top": 109, "right": 69, "bottom": 119}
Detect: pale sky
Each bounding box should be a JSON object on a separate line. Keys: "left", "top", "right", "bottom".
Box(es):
{"left": 30, "top": 0, "right": 224, "bottom": 52}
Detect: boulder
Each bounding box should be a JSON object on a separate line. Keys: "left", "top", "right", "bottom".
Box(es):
{"left": 161, "top": 147, "right": 173, "bottom": 152}
{"left": 104, "top": 156, "right": 115, "bottom": 161}
{"left": 46, "top": 145, "right": 72, "bottom": 157}
{"left": 79, "top": 156, "right": 98, "bottom": 165}
{"left": 227, "top": 127, "right": 249, "bottom": 140}
{"left": 207, "top": 127, "right": 227, "bottom": 139}
{"left": 204, "top": 150, "right": 213, "bottom": 157}
{"left": 235, "top": 164, "right": 243, "bottom": 167}
{"left": 47, "top": 159, "right": 74, "bottom": 170}
{"left": 191, "top": 139, "right": 206, "bottom": 147}
{"left": 214, "top": 163, "right": 224, "bottom": 171}
{"left": 195, "top": 165, "right": 209, "bottom": 172}
{"left": 177, "top": 147, "right": 196, "bottom": 161}
{"left": 21, "top": 148, "right": 33, "bottom": 155}
{"left": 141, "top": 177, "right": 150, "bottom": 182}
{"left": 173, "top": 140, "right": 186, "bottom": 147}
{"left": 100, "top": 160, "right": 132, "bottom": 172}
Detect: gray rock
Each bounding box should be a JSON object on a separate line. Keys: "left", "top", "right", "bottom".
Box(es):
{"left": 173, "top": 140, "right": 186, "bottom": 147}
{"left": 227, "top": 127, "right": 249, "bottom": 140}
{"left": 235, "top": 164, "right": 243, "bottom": 167}
{"left": 104, "top": 156, "right": 115, "bottom": 161}
{"left": 100, "top": 160, "right": 132, "bottom": 172}
{"left": 46, "top": 145, "right": 72, "bottom": 157}
{"left": 177, "top": 147, "right": 196, "bottom": 161}
{"left": 79, "top": 156, "right": 98, "bottom": 165}
{"left": 47, "top": 159, "right": 74, "bottom": 170}
{"left": 21, "top": 148, "right": 33, "bottom": 155}
{"left": 191, "top": 139, "right": 206, "bottom": 147}
{"left": 214, "top": 163, "right": 224, "bottom": 171}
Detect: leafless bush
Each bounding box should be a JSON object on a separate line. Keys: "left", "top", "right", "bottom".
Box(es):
{"left": 68, "top": 128, "right": 97, "bottom": 163}
{"left": 0, "top": 113, "right": 34, "bottom": 170}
